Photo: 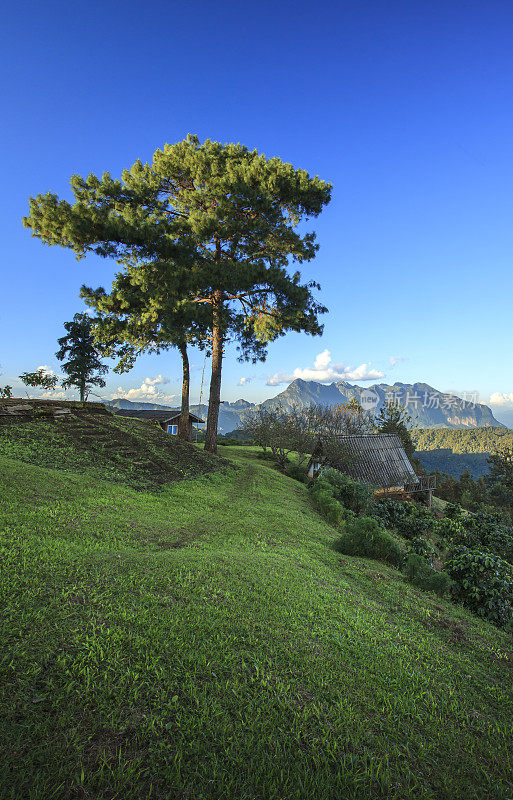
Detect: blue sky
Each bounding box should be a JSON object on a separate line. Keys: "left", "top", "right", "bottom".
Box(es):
{"left": 2, "top": 0, "right": 512, "bottom": 422}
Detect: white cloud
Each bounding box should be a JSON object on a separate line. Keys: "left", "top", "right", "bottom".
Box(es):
{"left": 40, "top": 390, "right": 69, "bottom": 400}
{"left": 389, "top": 356, "right": 405, "bottom": 368}
{"left": 489, "top": 392, "right": 513, "bottom": 408}
{"left": 237, "top": 376, "right": 252, "bottom": 387}
{"left": 37, "top": 365, "right": 55, "bottom": 376}
{"left": 266, "top": 349, "right": 385, "bottom": 386}
{"left": 141, "top": 375, "right": 170, "bottom": 387}
{"left": 113, "top": 376, "right": 176, "bottom": 403}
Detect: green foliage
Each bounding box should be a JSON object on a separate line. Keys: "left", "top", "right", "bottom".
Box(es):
{"left": 487, "top": 447, "right": 513, "bottom": 510}
{"left": 283, "top": 462, "right": 309, "bottom": 483}
{"left": 56, "top": 313, "right": 108, "bottom": 401}
{"left": 336, "top": 516, "right": 403, "bottom": 567}
{"left": 402, "top": 555, "right": 452, "bottom": 596}
{"left": 445, "top": 547, "right": 513, "bottom": 627}
{"left": 433, "top": 517, "right": 466, "bottom": 543}
{"left": 0, "top": 415, "right": 226, "bottom": 490}
{"left": 407, "top": 536, "right": 437, "bottom": 567}
{"left": 319, "top": 467, "right": 374, "bottom": 514}
{"left": 374, "top": 499, "right": 434, "bottom": 539}
{"left": 24, "top": 134, "right": 332, "bottom": 450}
{"left": 308, "top": 479, "right": 345, "bottom": 527}
{"left": 413, "top": 426, "right": 513, "bottom": 455}
{"left": 0, "top": 385, "right": 12, "bottom": 398}
{"left": 374, "top": 400, "right": 416, "bottom": 460}
{"left": 19, "top": 369, "right": 59, "bottom": 391}
{"left": 445, "top": 503, "right": 465, "bottom": 520}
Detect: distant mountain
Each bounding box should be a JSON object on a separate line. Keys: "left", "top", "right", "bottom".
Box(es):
{"left": 107, "top": 399, "right": 179, "bottom": 412}
{"left": 108, "top": 380, "right": 505, "bottom": 434}
{"left": 260, "top": 379, "right": 504, "bottom": 429}
{"left": 107, "top": 398, "right": 244, "bottom": 434}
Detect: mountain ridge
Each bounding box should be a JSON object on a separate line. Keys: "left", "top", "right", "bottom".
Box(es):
{"left": 106, "top": 378, "right": 505, "bottom": 433}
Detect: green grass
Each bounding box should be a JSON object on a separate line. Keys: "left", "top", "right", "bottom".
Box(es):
{"left": 0, "top": 441, "right": 512, "bottom": 799}
{"left": 0, "top": 414, "right": 227, "bottom": 489}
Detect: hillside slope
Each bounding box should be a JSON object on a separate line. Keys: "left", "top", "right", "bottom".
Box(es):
{"left": 0, "top": 447, "right": 512, "bottom": 799}
{"left": 0, "top": 411, "right": 226, "bottom": 489}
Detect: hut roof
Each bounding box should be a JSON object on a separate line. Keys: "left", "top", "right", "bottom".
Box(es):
{"left": 317, "top": 433, "right": 418, "bottom": 488}
{"left": 111, "top": 409, "right": 205, "bottom": 424}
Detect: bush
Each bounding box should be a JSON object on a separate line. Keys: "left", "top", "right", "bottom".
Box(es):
{"left": 433, "top": 518, "right": 467, "bottom": 544}
{"left": 308, "top": 480, "right": 345, "bottom": 528}
{"left": 320, "top": 468, "right": 374, "bottom": 515}
{"left": 445, "top": 503, "right": 465, "bottom": 520}
{"left": 445, "top": 547, "right": 513, "bottom": 627}
{"left": 336, "top": 517, "right": 403, "bottom": 567}
{"left": 402, "top": 554, "right": 452, "bottom": 596}
{"left": 462, "top": 512, "right": 513, "bottom": 564}
{"left": 407, "top": 536, "right": 437, "bottom": 567}
{"left": 374, "top": 499, "right": 435, "bottom": 539}
{"left": 284, "top": 462, "right": 309, "bottom": 483}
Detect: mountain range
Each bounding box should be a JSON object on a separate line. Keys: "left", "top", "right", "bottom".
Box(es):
{"left": 107, "top": 379, "right": 505, "bottom": 433}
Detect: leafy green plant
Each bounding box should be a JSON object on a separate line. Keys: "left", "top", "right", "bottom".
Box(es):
{"left": 374, "top": 499, "right": 434, "bottom": 539}
{"left": 445, "top": 503, "right": 465, "bottom": 520}
{"left": 407, "top": 536, "right": 437, "bottom": 567}
{"left": 308, "top": 479, "right": 345, "bottom": 527}
{"left": 402, "top": 554, "right": 452, "bottom": 596}
{"left": 336, "top": 516, "right": 403, "bottom": 567}
{"left": 320, "top": 468, "right": 374, "bottom": 515}
{"left": 0, "top": 385, "right": 12, "bottom": 399}
{"left": 284, "top": 462, "right": 309, "bottom": 483}
{"left": 433, "top": 517, "right": 467, "bottom": 544}
{"left": 445, "top": 547, "right": 513, "bottom": 627}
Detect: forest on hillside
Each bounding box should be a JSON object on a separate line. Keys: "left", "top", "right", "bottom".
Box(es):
{"left": 413, "top": 427, "right": 513, "bottom": 454}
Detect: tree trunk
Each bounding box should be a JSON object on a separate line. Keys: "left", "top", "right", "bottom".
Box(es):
{"left": 178, "top": 340, "right": 191, "bottom": 441}
{"left": 80, "top": 379, "right": 86, "bottom": 402}
{"left": 204, "top": 291, "right": 224, "bottom": 453}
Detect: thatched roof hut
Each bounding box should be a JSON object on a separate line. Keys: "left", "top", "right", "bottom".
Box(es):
{"left": 308, "top": 433, "right": 418, "bottom": 489}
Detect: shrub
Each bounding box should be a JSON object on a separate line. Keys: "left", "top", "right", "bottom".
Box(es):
{"left": 374, "top": 499, "right": 435, "bottom": 539}
{"left": 284, "top": 462, "right": 309, "bottom": 483}
{"left": 308, "top": 480, "right": 345, "bottom": 528}
{"left": 462, "top": 512, "right": 513, "bottom": 564}
{"left": 336, "top": 516, "right": 403, "bottom": 567}
{"left": 407, "top": 536, "right": 437, "bottom": 567}
{"left": 445, "top": 503, "right": 465, "bottom": 521}
{"left": 402, "top": 554, "right": 452, "bottom": 596}
{"left": 321, "top": 468, "right": 374, "bottom": 515}
{"left": 433, "top": 518, "right": 467, "bottom": 544}
{"left": 445, "top": 547, "right": 513, "bottom": 627}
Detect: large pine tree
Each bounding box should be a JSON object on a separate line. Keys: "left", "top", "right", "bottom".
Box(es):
{"left": 24, "top": 135, "right": 331, "bottom": 451}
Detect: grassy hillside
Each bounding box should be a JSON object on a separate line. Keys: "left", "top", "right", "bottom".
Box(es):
{"left": 0, "top": 437, "right": 512, "bottom": 799}
{"left": 0, "top": 413, "right": 226, "bottom": 489}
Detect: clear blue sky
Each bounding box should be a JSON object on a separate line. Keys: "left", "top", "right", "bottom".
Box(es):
{"left": 2, "top": 0, "right": 512, "bottom": 420}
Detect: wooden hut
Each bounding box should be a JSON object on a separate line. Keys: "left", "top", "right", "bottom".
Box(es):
{"left": 111, "top": 409, "right": 204, "bottom": 438}
{"left": 307, "top": 433, "right": 436, "bottom": 505}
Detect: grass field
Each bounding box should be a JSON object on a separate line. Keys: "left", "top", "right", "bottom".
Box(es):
{"left": 1, "top": 433, "right": 512, "bottom": 799}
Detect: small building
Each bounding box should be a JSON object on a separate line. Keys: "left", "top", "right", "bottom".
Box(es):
{"left": 308, "top": 433, "right": 436, "bottom": 505}
{"left": 111, "top": 408, "right": 205, "bottom": 438}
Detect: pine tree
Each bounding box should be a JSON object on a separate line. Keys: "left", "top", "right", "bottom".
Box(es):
{"left": 374, "top": 400, "right": 417, "bottom": 460}
{"left": 23, "top": 135, "right": 331, "bottom": 451}
{"left": 55, "top": 313, "right": 108, "bottom": 401}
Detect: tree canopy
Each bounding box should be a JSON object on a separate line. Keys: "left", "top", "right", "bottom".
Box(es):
{"left": 56, "top": 313, "right": 108, "bottom": 401}
{"left": 23, "top": 135, "right": 332, "bottom": 451}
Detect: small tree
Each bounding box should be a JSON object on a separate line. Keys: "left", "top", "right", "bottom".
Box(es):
{"left": 19, "top": 369, "right": 59, "bottom": 391}
{"left": 56, "top": 313, "right": 108, "bottom": 401}
{"left": 374, "top": 400, "right": 416, "bottom": 461}
{"left": 0, "top": 385, "right": 12, "bottom": 398}
{"left": 487, "top": 447, "right": 513, "bottom": 510}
